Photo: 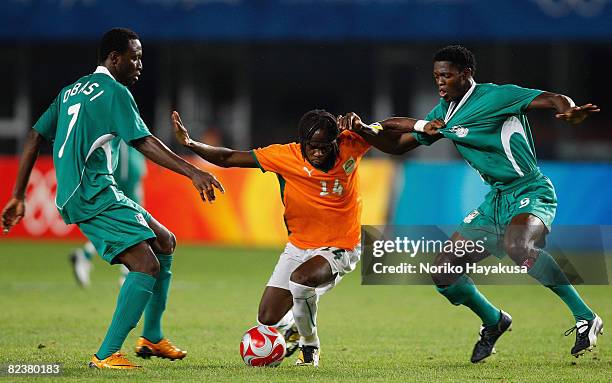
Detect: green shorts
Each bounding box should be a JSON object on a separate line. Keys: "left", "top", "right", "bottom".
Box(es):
{"left": 458, "top": 171, "right": 557, "bottom": 258}
{"left": 78, "top": 195, "right": 155, "bottom": 264}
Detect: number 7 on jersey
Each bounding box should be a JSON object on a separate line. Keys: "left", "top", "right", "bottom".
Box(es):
{"left": 58, "top": 103, "right": 81, "bottom": 158}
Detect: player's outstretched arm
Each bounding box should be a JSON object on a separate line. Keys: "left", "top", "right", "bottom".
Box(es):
{"left": 172, "top": 111, "right": 257, "bottom": 168}
{"left": 132, "top": 135, "right": 224, "bottom": 203}
{"left": 1, "top": 129, "right": 44, "bottom": 234}
{"left": 338, "top": 112, "right": 444, "bottom": 154}
{"left": 528, "top": 92, "right": 600, "bottom": 125}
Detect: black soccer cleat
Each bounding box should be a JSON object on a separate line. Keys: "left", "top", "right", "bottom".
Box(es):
{"left": 295, "top": 345, "right": 319, "bottom": 367}
{"left": 470, "top": 310, "right": 512, "bottom": 363}
{"left": 565, "top": 314, "right": 604, "bottom": 358}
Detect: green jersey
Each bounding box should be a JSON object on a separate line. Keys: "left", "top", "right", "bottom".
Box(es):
{"left": 32, "top": 66, "right": 151, "bottom": 224}
{"left": 413, "top": 83, "right": 543, "bottom": 186}
{"left": 116, "top": 141, "right": 146, "bottom": 202}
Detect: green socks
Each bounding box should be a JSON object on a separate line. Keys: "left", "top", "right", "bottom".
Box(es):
{"left": 96, "top": 272, "right": 155, "bottom": 360}
{"left": 436, "top": 250, "right": 595, "bottom": 326}
{"left": 142, "top": 254, "right": 173, "bottom": 343}
{"left": 437, "top": 275, "right": 501, "bottom": 326}
{"left": 528, "top": 250, "right": 595, "bottom": 321}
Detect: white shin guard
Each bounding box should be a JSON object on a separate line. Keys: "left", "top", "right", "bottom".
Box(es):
{"left": 289, "top": 280, "right": 320, "bottom": 347}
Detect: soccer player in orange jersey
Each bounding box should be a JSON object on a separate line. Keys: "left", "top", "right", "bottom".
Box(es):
{"left": 172, "top": 109, "right": 371, "bottom": 367}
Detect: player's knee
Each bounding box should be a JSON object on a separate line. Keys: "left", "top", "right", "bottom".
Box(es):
{"left": 257, "top": 309, "right": 280, "bottom": 326}
{"left": 136, "top": 254, "right": 160, "bottom": 276}
{"left": 504, "top": 239, "right": 533, "bottom": 265}
{"left": 166, "top": 231, "right": 177, "bottom": 253}
{"left": 431, "top": 252, "right": 463, "bottom": 286}
{"left": 289, "top": 270, "right": 317, "bottom": 287}
{"left": 157, "top": 231, "right": 177, "bottom": 255}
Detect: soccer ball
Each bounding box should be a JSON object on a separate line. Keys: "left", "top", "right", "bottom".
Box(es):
{"left": 240, "top": 325, "right": 286, "bottom": 367}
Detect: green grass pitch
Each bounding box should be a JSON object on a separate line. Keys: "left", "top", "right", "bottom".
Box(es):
{"left": 0, "top": 241, "right": 610, "bottom": 382}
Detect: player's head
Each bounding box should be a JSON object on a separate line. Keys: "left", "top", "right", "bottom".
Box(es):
{"left": 98, "top": 28, "right": 142, "bottom": 86}
{"left": 298, "top": 109, "right": 340, "bottom": 171}
{"left": 433, "top": 45, "right": 476, "bottom": 102}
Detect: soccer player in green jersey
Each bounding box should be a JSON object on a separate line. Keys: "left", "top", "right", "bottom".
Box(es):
{"left": 1, "top": 28, "right": 224, "bottom": 369}
{"left": 70, "top": 142, "right": 145, "bottom": 287}
{"left": 339, "top": 45, "right": 602, "bottom": 363}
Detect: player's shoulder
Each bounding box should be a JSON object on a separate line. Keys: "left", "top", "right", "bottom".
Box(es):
{"left": 257, "top": 141, "right": 299, "bottom": 158}
{"left": 59, "top": 74, "right": 90, "bottom": 94}
{"left": 338, "top": 130, "right": 364, "bottom": 145}
{"left": 478, "top": 82, "right": 526, "bottom": 94}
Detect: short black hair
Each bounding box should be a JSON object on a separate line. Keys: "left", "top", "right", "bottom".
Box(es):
{"left": 98, "top": 28, "right": 139, "bottom": 64}
{"left": 434, "top": 45, "right": 476, "bottom": 74}
{"left": 298, "top": 109, "right": 339, "bottom": 162}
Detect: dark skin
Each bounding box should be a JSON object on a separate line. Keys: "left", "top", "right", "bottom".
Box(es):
{"left": 173, "top": 111, "right": 335, "bottom": 324}
{"left": 340, "top": 60, "right": 600, "bottom": 285}
{"left": 1, "top": 39, "right": 224, "bottom": 276}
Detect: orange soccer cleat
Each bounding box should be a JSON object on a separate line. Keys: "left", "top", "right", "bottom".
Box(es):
{"left": 89, "top": 352, "right": 141, "bottom": 369}
{"left": 135, "top": 337, "right": 187, "bottom": 360}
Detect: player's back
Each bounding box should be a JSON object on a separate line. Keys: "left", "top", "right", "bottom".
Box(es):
{"left": 33, "top": 68, "right": 151, "bottom": 224}
{"left": 53, "top": 73, "right": 124, "bottom": 206}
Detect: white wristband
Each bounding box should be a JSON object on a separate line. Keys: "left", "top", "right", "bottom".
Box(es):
{"left": 362, "top": 122, "right": 383, "bottom": 135}
{"left": 414, "top": 120, "right": 429, "bottom": 132}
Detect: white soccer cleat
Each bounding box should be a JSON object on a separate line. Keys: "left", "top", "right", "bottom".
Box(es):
{"left": 70, "top": 249, "right": 92, "bottom": 288}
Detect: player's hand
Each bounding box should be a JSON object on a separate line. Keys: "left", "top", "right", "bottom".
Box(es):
{"left": 190, "top": 169, "right": 225, "bottom": 203}
{"left": 423, "top": 119, "right": 446, "bottom": 136}
{"left": 337, "top": 112, "right": 366, "bottom": 133}
{"left": 555, "top": 104, "right": 600, "bottom": 125}
{"left": 1, "top": 197, "right": 25, "bottom": 234}
{"left": 172, "top": 111, "right": 193, "bottom": 147}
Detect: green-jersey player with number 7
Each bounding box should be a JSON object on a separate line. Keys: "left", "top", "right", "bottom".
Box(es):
{"left": 339, "top": 45, "right": 602, "bottom": 363}
{"left": 1, "top": 28, "right": 224, "bottom": 369}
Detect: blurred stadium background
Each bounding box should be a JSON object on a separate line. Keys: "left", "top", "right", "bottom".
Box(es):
{"left": 1, "top": 1, "right": 611, "bottom": 246}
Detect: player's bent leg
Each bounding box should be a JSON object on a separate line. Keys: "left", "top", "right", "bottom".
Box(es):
{"left": 135, "top": 215, "right": 186, "bottom": 361}
{"left": 504, "top": 213, "right": 598, "bottom": 356}
{"left": 257, "top": 286, "right": 293, "bottom": 326}
{"left": 290, "top": 255, "right": 335, "bottom": 367}
{"left": 92, "top": 241, "right": 157, "bottom": 368}
{"left": 433, "top": 233, "right": 501, "bottom": 328}
{"left": 432, "top": 232, "right": 510, "bottom": 362}
{"left": 257, "top": 286, "right": 298, "bottom": 357}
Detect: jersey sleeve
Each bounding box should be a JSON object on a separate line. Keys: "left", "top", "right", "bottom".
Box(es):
{"left": 111, "top": 86, "right": 152, "bottom": 144}
{"left": 411, "top": 104, "right": 444, "bottom": 146}
{"left": 252, "top": 143, "right": 292, "bottom": 174}
{"left": 340, "top": 130, "right": 371, "bottom": 157}
{"left": 32, "top": 94, "right": 60, "bottom": 143}
{"left": 491, "top": 84, "right": 544, "bottom": 115}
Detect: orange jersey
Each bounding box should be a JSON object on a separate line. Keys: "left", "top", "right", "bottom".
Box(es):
{"left": 252, "top": 130, "right": 371, "bottom": 249}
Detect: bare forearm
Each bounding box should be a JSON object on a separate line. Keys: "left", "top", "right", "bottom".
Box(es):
{"left": 183, "top": 139, "right": 257, "bottom": 168}
{"left": 186, "top": 141, "right": 235, "bottom": 168}
{"left": 358, "top": 117, "right": 420, "bottom": 154}
{"left": 380, "top": 117, "right": 418, "bottom": 132}
{"left": 133, "top": 135, "right": 197, "bottom": 178}
{"left": 528, "top": 92, "right": 575, "bottom": 113}
{"left": 13, "top": 129, "right": 43, "bottom": 199}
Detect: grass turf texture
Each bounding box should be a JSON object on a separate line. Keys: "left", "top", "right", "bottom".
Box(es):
{"left": 0, "top": 241, "right": 610, "bottom": 382}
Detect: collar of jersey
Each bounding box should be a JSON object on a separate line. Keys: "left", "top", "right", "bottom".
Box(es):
{"left": 444, "top": 78, "right": 477, "bottom": 124}
{"left": 93, "top": 66, "right": 116, "bottom": 81}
